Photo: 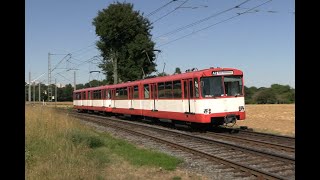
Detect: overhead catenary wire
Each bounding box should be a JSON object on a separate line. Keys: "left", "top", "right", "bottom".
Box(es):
{"left": 146, "top": 0, "right": 178, "bottom": 17}
{"left": 154, "top": 0, "right": 252, "bottom": 39}
{"left": 151, "top": 0, "right": 190, "bottom": 24}
{"left": 157, "top": 0, "right": 272, "bottom": 47}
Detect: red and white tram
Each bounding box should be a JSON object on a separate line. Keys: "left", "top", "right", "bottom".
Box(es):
{"left": 73, "top": 67, "right": 245, "bottom": 126}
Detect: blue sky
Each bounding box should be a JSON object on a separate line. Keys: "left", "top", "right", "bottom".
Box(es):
{"left": 25, "top": 0, "right": 295, "bottom": 88}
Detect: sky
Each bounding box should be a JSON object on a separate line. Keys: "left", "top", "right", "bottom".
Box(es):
{"left": 25, "top": 0, "right": 295, "bottom": 88}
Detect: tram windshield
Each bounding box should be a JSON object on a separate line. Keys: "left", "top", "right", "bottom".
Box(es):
{"left": 200, "top": 76, "right": 243, "bottom": 97}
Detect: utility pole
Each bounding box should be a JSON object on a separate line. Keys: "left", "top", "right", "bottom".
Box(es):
{"left": 162, "top": 62, "right": 166, "bottom": 74}
{"left": 28, "top": 72, "right": 31, "bottom": 102}
{"left": 48, "top": 52, "right": 52, "bottom": 102}
{"left": 38, "top": 83, "right": 41, "bottom": 102}
{"left": 33, "top": 82, "right": 35, "bottom": 103}
{"left": 48, "top": 52, "right": 70, "bottom": 101}
{"left": 74, "top": 71, "right": 76, "bottom": 91}
{"left": 55, "top": 79, "right": 57, "bottom": 107}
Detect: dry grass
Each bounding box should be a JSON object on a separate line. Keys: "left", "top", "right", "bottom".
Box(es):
{"left": 26, "top": 101, "right": 73, "bottom": 108}
{"left": 235, "top": 104, "right": 295, "bottom": 137}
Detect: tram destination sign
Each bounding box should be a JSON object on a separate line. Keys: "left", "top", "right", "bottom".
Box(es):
{"left": 212, "top": 70, "right": 233, "bottom": 75}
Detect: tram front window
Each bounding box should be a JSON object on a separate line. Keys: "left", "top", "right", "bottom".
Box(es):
{"left": 224, "top": 76, "right": 243, "bottom": 96}
{"left": 201, "top": 76, "right": 243, "bottom": 97}
{"left": 201, "top": 76, "right": 223, "bottom": 97}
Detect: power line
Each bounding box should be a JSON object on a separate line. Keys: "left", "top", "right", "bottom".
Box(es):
{"left": 154, "top": 0, "right": 252, "bottom": 39}
{"left": 71, "top": 45, "right": 98, "bottom": 59}
{"left": 54, "top": 73, "right": 73, "bottom": 83}
{"left": 146, "top": 0, "right": 178, "bottom": 17}
{"left": 151, "top": 0, "right": 190, "bottom": 24}
{"left": 69, "top": 43, "right": 96, "bottom": 54}
{"left": 157, "top": 0, "right": 272, "bottom": 47}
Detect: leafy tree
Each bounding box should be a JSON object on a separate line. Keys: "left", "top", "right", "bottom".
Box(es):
{"left": 253, "top": 89, "right": 277, "bottom": 104}
{"left": 85, "top": 80, "right": 101, "bottom": 88}
{"left": 174, "top": 67, "right": 181, "bottom": 74}
{"left": 93, "top": 2, "right": 156, "bottom": 84}
{"left": 244, "top": 86, "right": 258, "bottom": 104}
{"left": 76, "top": 84, "right": 85, "bottom": 90}
{"left": 271, "top": 84, "right": 291, "bottom": 94}
{"left": 64, "top": 84, "right": 74, "bottom": 101}
{"left": 157, "top": 72, "right": 169, "bottom": 77}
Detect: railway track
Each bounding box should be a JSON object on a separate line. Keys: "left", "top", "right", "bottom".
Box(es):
{"left": 65, "top": 110, "right": 295, "bottom": 180}
{"left": 191, "top": 130, "right": 294, "bottom": 157}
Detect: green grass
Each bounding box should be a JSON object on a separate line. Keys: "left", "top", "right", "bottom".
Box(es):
{"left": 67, "top": 128, "right": 183, "bottom": 170}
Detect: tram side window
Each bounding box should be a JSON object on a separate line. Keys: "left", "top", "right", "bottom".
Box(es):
{"left": 116, "top": 89, "right": 119, "bottom": 99}
{"left": 93, "top": 90, "right": 101, "bottom": 99}
{"left": 106, "top": 90, "right": 111, "bottom": 99}
{"left": 144, "top": 84, "right": 150, "bottom": 99}
{"left": 194, "top": 78, "right": 199, "bottom": 98}
{"left": 189, "top": 80, "right": 194, "bottom": 98}
{"left": 88, "top": 91, "right": 91, "bottom": 99}
{"left": 102, "top": 89, "right": 106, "bottom": 99}
{"left": 164, "top": 81, "right": 173, "bottom": 98}
{"left": 82, "top": 92, "right": 86, "bottom": 100}
{"left": 158, "top": 82, "right": 165, "bottom": 98}
{"left": 75, "top": 93, "right": 81, "bottom": 100}
{"left": 173, "top": 80, "right": 182, "bottom": 98}
{"left": 184, "top": 82, "right": 188, "bottom": 98}
{"left": 118, "top": 87, "right": 128, "bottom": 99}
{"left": 133, "top": 86, "right": 139, "bottom": 99}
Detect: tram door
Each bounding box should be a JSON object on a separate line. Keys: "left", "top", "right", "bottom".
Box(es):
{"left": 183, "top": 79, "right": 195, "bottom": 114}
{"left": 150, "top": 83, "right": 157, "bottom": 111}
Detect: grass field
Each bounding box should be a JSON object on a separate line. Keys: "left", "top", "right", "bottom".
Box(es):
{"left": 235, "top": 104, "right": 295, "bottom": 137}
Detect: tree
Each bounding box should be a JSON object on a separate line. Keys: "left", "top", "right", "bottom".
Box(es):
{"left": 244, "top": 86, "right": 258, "bottom": 104}
{"left": 253, "top": 89, "right": 277, "bottom": 104}
{"left": 157, "top": 72, "right": 169, "bottom": 77}
{"left": 93, "top": 2, "right": 156, "bottom": 84}
{"left": 85, "top": 80, "right": 101, "bottom": 88}
{"left": 174, "top": 67, "right": 181, "bottom": 74}
{"left": 76, "top": 84, "right": 85, "bottom": 90}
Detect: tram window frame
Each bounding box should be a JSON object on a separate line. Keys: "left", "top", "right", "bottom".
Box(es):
{"left": 102, "top": 89, "right": 106, "bottom": 99}
{"left": 93, "top": 90, "right": 101, "bottom": 99}
{"left": 173, "top": 80, "right": 182, "bottom": 98}
{"left": 75, "top": 92, "right": 81, "bottom": 100}
{"left": 106, "top": 89, "right": 111, "bottom": 99}
{"left": 189, "top": 80, "right": 194, "bottom": 98}
{"left": 144, "top": 84, "right": 150, "bottom": 99}
{"left": 133, "top": 85, "right": 139, "bottom": 99}
{"left": 88, "top": 91, "right": 91, "bottom": 99}
{"left": 164, "top": 81, "right": 173, "bottom": 98}
{"left": 118, "top": 87, "right": 128, "bottom": 100}
{"left": 116, "top": 89, "right": 120, "bottom": 99}
{"left": 194, "top": 78, "right": 199, "bottom": 98}
{"left": 158, "top": 82, "right": 165, "bottom": 99}
{"left": 82, "top": 92, "right": 86, "bottom": 100}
